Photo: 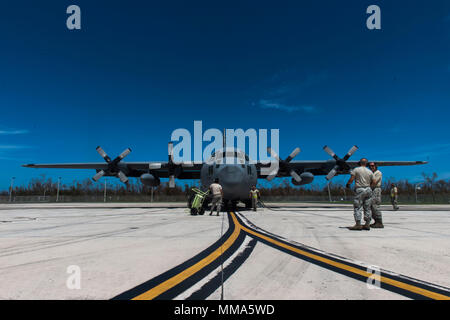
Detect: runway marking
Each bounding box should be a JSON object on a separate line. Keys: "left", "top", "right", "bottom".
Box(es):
{"left": 114, "top": 211, "right": 450, "bottom": 300}
{"left": 235, "top": 212, "right": 450, "bottom": 300}
{"left": 113, "top": 212, "right": 247, "bottom": 300}
{"left": 176, "top": 236, "right": 257, "bottom": 300}
{"left": 132, "top": 214, "right": 241, "bottom": 300}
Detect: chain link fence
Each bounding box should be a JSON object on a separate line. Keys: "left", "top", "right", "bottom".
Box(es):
{"left": 0, "top": 194, "right": 190, "bottom": 203}
{"left": 1, "top": 192, "right": 449, "bottom": 204}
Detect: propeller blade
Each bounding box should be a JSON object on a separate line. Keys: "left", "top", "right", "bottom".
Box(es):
{"left": 118, "top": 148, "right": 132, "bottom": 160}
{"left": 264, "top": 163, "right": 279, "bottom": 181}
{"left": 117, "top": 171, "right": 129, "bottom": 184}
{"left": 290, "top": 170, "right": 302, "bottom": 183}
{"left": 323, "top": 145, "right": 335, "bottom": 157}
{"left": 326, "top": 165, "right": 339, "bottom": 181}
{"left": 92, "top": 170, "right": 105, "bottom": 182}
{"left": 323, "top": 145, "right": 340, "bottom": 161}
{"left": 169, "top": 175, "right": 175, "bottom": 188}
{"left": 266, "top": 172, "right": 278, "bottom": 181}
{"left": 267, "top": 147, "right": 282, "bottom": 162}
{"left": 168, "top": 142, "right": 174, "bottom": 161}
{"left": 111, "top": 147, "right": 132, "bottom": 165}
{"left": 343, "top": 145, "right": 358, "bottom": 161}
{"left": 285, "top": 147, "right": 301, "bottom": 162}
{"left": 96, "top": 146, "right": 111, "bottom": 163}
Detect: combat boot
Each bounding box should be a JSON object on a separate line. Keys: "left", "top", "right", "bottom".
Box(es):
{"left": 370, "top": 219, "right": 384, "bottom": 228}
{"left": 362, "top": 221, "right": 371, "bottom": 230}
{"left": 348, "top": 222, "right": 363, "bottom": 231}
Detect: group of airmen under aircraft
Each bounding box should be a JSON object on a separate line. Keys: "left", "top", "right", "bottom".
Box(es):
{"left": 208, "top": 179, "right": 261, "bottom": 215}
{"left": 208, "top": 158, "right": 400, "bottom": 231}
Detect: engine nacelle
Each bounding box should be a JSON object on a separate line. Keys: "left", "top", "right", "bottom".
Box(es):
{"left": 291, "top": 172, "right": 314, "bottom": 186}
{"left": 140, "top": 173, "right": 160, "bottom": 187}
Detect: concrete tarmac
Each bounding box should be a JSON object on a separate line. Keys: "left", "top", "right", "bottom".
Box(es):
{"left": 0, "top": 203, "right": 449, "bottom": 300}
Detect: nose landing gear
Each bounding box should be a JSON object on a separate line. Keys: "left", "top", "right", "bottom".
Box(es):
{"left": 223, "top": 200, "right": 237, "bottom": 212}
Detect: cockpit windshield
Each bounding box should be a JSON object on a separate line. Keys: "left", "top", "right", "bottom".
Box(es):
{"left": 206, "top": 148, "right": 250, "bottom": 165}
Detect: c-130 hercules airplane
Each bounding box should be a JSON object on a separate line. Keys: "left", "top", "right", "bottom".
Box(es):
{"left": 23, "top": 141, "right": 427, "bottom": 209}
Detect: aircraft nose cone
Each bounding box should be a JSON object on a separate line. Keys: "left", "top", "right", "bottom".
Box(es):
{"left": 218, "top": 165, "right": 244, "bottom": 186}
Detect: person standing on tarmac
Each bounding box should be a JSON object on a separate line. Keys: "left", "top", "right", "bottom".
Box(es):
{"left": 209, "top": 178, "right": 223, "bottom": 216}
{"left": 346, "top": 158, "right": 374, "bottom": 231}
{"left": 249, "top": 186, "right": 260, "bottom": 212}
{"left": 390, "top": 183, "right": 399, "bottom": 211}
{"left": 369, "top": 162, "right": 384, "bottom": 228}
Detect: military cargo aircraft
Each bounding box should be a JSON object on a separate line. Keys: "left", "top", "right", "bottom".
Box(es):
{"left": 23, "top": 143, "right": 427, "bottom": 209}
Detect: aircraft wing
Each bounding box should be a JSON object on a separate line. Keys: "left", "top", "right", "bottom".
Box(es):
{"left": 23, "top": 163, "right": 109, "bottom": 169}
{"left": 256, "top": 160, "right": 428, "bottom": 178}
{"left": 23, "top": 162, "right": 203, "bottom": 179}
{"left": 358, "top": 161, "right": 428, "bottom": 167}
{"left": 24, "top": 155, "right": 427, "bottom": 183}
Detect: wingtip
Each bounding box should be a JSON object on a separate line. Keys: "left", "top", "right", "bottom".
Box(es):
{"left": 22, "top": 164, "right": 34, "bottom": 167}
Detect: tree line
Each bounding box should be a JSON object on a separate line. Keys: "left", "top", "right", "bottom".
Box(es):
{"left": 1, "top": 173, "right": 448, "bottom": 199}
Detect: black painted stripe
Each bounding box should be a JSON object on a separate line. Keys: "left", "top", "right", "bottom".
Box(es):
{"left": 112, "top": 213, "right": 237, "bottom": 300}
{"left": 235, "top": 212, "right": 450, "bottom": 300}
{"left": 185, "top": 237, "right": 258, "bottom": 300}
{"left": 234, "top": 212, "right": 374, "bottom": 273}
{"left": 154, "top": 231, "right": 247, "bottom": 300}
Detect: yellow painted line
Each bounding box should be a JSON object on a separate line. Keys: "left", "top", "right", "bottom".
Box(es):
{"left": 235, "top": 213, "right": 450, "bottom": 300}
{"left": 132, "top": 213, "right": 242, "bottom": 300}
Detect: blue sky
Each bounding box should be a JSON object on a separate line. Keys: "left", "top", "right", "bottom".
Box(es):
{"left": 0, "top": 0, "right": 449, "bottom": 189}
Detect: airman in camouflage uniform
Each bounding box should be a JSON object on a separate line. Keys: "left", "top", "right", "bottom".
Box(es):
{"left": 390, "top": 183, "right": 399, "bottom": 210}
{"left": 346, "top": 158, "right": 374, "bottom": 231}
{"left": 369, "top": 162, "right": 384, "bottom": 228}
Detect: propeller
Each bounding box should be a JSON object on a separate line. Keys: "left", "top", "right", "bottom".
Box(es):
{"left": 322, "top": 145, "right": 358, "bottom": 181}
{"left": 168, "top": 142, "right": 176, "bottom": 188}
{"left": 265, "top": 147, "right": 302, "bottom": 183}
{"left": 92, "top": 146, "right": 132, "bottom": 185}
{"left": 166, "top": 142, "right": 194, "bottom": 188}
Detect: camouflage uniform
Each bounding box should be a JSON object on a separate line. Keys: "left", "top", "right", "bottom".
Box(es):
{"left": 354, "top": 187, "right": 373, "bottom": 223}
{"left": 351, "top": 167, "right": 374, "bottom": 224}
{"left": 370, "top": 170, "right": 383, "bottom": 220}
{"left": 210, "top": 195, "right": 222, "bottom": 215}
{"left": 209, "top": 183, "right": 222, "bottom": 215}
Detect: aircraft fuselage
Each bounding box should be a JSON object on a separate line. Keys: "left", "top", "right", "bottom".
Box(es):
{"left": 200, "top": 157, "right": 257, "bottom": 202}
